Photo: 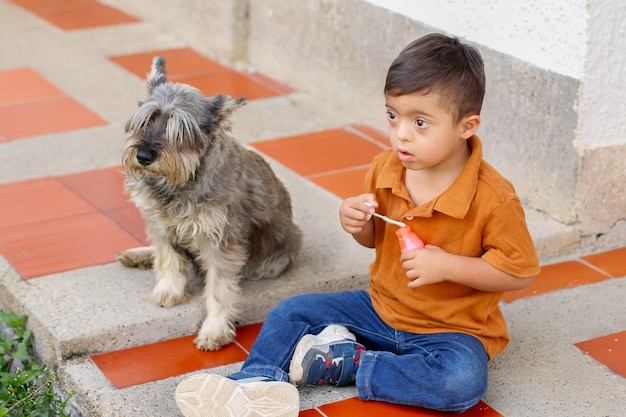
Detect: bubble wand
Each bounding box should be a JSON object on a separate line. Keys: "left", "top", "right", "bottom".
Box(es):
{"left": 364, "top": 202, "right": 424, "bottom": 252}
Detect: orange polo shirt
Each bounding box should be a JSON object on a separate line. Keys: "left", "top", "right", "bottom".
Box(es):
{"left": 365, "top": 135, "right": 540, "bottom": 359}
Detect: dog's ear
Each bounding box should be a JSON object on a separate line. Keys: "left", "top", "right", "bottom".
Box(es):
{"left": 206, "top": 94, "right": 246, "bottom": 131}
{"left": 210, "top": 94, "right": 246, "bottom": 118}
{"left": 204, "top": 94, "right": 246, "bottom": 131}
{"left": 146, "top": 56, "right": 167, "bottom": 94}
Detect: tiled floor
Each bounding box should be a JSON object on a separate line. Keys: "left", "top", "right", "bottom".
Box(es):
{"left": 0, "top": 167, "right": 145, "bottom": 278}
{"left": 313, "top": 398, "right": 503, "bottom": 417}
{"left": 251, "top": 125, "right": 389, "bottom": 199}
{"left": 110, "top": 48, "right": 295, "bottom": 101}
{"left": 90, "top": 323, "right": 263, "bottom": 389}
{"left": 0, "top": 67, "right": 107, "bottom": 142}
{"left": 8, "top": 0, "right": 140, "bottom": 30}
{"left": 2, "top": 1, "right": 625, "bottom": 416}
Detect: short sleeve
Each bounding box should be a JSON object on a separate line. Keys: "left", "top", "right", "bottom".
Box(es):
{"left": 481, "top": 199, "right": 540, "bottom": 278}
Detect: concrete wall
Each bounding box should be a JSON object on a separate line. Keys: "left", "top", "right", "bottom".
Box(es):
{"left": 104, "top": 0, "right": 625, "bottom": 257}
{"left": 364, "top": 0, "right": 589, "bottom": 78}
{"left": 575, "top": 0, "right": 626, "bottom": 248}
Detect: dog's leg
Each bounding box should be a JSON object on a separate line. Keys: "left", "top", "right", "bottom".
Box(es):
{"left": 194, "top": 244, "right": 246, "bottom": 351}
{"left": 117, "top": 246, "right": 154, "bottom": 269}
{"left": 244, "top": 224, "right": 303, "bottom": 280}
{"left": 151, "top": 240, "right": 190, "bottom": 307}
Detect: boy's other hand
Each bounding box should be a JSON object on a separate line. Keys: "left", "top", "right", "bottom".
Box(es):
{"left": 339, "top": 194, "right": 377, "bottom": 235}
{"left": 400, "top": 245, "right": 449, "bottom": 288}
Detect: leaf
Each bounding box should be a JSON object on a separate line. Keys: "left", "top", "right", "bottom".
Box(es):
{"left": 0, "top": 311, "right": 19, "bottom": 323}
{"left": 11, "top": 344, "right": 32, "bottom": 361}
{"left": 21, "top": 329, "right": 32, "bottom": 345}
{"left": 0, "top": 311, "right": 26, "bottom": 330}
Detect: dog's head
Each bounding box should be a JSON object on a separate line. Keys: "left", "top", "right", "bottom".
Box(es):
{"left": 122, "top": 56, "right": 246, "bottom": 186}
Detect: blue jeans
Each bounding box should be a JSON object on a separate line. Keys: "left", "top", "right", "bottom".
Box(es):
{"left": 235, "top": 290, "right": 489, "bottom": 413}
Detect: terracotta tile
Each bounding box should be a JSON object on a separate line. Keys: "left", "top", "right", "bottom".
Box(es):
{"left": 109, "top": 49, "right": 291, "bottom": 100}
{"left": 502, "top": 260, "right": 611, "bottom": 303}
{"left": 251, "top": 129, "right": 385, "bottom": 177}
{"left": 175, "top": 71, "right": 283, "bottom": 101}
{"left": 7, "top": 0, "right": 93, "bottom": 12}
{"left": 582, "top": 247, "right": 626, "bottom": 278}
{"left": 0, "top": 213, "right": 142, "bottom": 278}
{"left": 575, "top": 330, "right": 626, "bottom": 378}
{"left": 243, "top": 71, "right": 295, "bottom": 95}
{"left": 309, "top": 167, "right": 369, "bottom": 199}
{"left": 58, "top": 166, "right": 149, "bottom": 243}
{"left": 110, "top": 48, "right": 229, "bottom": 79}
{"left": 0, "top": 96, "right": 106, "bottom": 141}
{"left": 318, "top": 397, "right": 502, "bottom": 417}
{"left": 105, "top": 206, "right": 148, "bottom": 246}
{"left": 57, "top": 166, "right": 128, "bottom": 211}
{"left": 0, "top": 67, "right": 63, "bottom": 104}
{"left": 234, "top": 322, "right": 263, "bottom": 353}
{"left": 350, "top": 124, "right": 390, "bottom": 148}
{"left": 90, "top": 334, "right": 248, "bottom": 389}
{"left": 35, "top": 2, "right": 139, "bottom": 31}
{"left": 0, "top": 177, "right": 95, "bottom": 229}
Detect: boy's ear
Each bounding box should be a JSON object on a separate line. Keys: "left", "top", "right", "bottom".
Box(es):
{"left": 460, "top": 115, "right": 481, "bottom": 139}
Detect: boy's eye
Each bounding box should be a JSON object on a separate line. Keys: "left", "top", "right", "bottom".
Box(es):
{"left": 386, "top": 111, "right": 396, "bottom": 121}
{"left": 415, "top": 118, "right": 429, "bottom": 128}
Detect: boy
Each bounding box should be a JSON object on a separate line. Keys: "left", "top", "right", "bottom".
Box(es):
{"left": 174, "top": 33, "right": 540, "bottom": 416}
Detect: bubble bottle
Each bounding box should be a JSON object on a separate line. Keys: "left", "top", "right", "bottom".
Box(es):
{"left": 395, "top": 226, "right": 424, "bottom": 253}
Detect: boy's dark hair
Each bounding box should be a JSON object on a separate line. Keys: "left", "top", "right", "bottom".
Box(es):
{"left": 384, "top": 33, "right": 485, "bottom": 123}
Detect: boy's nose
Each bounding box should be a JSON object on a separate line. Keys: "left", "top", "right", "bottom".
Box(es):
{"left": 395, "top": 120, "right": 413, "bottom": 142}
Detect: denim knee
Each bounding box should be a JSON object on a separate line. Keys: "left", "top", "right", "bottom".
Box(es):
{"left": 437, "top": 363, "right": 487, "bottom": 412}
{"left": 268, "top": 294, "right": 312, "bottom": 321}
{"left": 356, "top": 336, "right": 488, "bottom": 413}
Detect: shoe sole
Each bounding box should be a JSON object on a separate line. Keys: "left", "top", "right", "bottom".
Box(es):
{"left": 175, "top": 374, "right": 299, "bottom": 417}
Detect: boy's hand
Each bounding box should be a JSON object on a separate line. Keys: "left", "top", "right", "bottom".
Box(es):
{"left": 339, "top": 194, "right": 377, "bottom": 234}
{"left": 400, "top": 245, "right": 450, "bottom": 288}
{"left": 401, "top": 246, "right": 537, "bottom": 292}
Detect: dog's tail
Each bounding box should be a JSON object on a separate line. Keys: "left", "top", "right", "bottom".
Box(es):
{"left": 146, "top": 56, "right": 167, "bottom": 94}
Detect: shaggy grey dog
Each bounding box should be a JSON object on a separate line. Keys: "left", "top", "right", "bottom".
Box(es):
{"left": 117, "top": 57, "right": 302, "bottom": 351}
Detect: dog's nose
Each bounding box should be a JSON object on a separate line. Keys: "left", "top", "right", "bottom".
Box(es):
{"left": 137, "top": 148, "right": 156, "bottom": 166}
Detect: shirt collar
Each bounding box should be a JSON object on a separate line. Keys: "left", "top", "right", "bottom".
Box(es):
{"left": 374, "top": 135, "right": 482, "bottom": 219}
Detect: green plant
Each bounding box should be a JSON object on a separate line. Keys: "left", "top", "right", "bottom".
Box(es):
{"left": 0, "top": 310, "right": 74, "bottom": 417}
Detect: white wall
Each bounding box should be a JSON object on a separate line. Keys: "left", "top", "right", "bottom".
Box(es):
{"left": 364, "top": 0, "right": 588, "bottom": 79}
{"left": 577, "top": 0, "right": 626, "bottom": 149}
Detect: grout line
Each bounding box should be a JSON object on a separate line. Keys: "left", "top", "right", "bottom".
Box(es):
{"left": 101, "top": 209, "right": 147, "bottom": 246}
{"left": 313, "top": 407, "right": 329, "bottom": 417}
{"left": 0, "top": 93, "right": 69, "bottom": 108}
{"left": 233, "top": 340, "right": 250, "bottom": 356}
{"left": 344, "top": 125, "right": 389, "bottom": 150}
{"left": 306, "top": 164, "right": 371, "bottom": 179}
{"left": 575, "top": 257, "right": 615, "bottom": 278}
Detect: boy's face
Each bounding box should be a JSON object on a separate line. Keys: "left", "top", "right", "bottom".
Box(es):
{"left": 385, "top": 91, "right": 477, "bottom": 173}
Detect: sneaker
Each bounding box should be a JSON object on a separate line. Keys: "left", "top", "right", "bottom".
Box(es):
{"left": 175, "top": 373, "right": 299, "bottom": 417}
{"left": 289, "top": 325, "right": 366, "bottom": 387}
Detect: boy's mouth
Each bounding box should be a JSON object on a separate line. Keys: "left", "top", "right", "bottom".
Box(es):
{"left": 397, "top": 149, "right": 414, "bottom": 162}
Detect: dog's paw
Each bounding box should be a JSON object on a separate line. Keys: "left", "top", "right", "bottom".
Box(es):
{"left": 117, "top": 247, "right": 154, "bottom": 269}
{"left": 194, "top": 332, "right": 235, "bottom": 351}
{"left": 194, "top": 322, "right": 236, "bottom": 351}
{"left": 151, "top": 285, "right": 188, "bottom": 307}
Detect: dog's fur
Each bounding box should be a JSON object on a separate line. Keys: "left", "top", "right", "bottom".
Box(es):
{"left": 117, "top": 57, "right": 302, "bottom": 351}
